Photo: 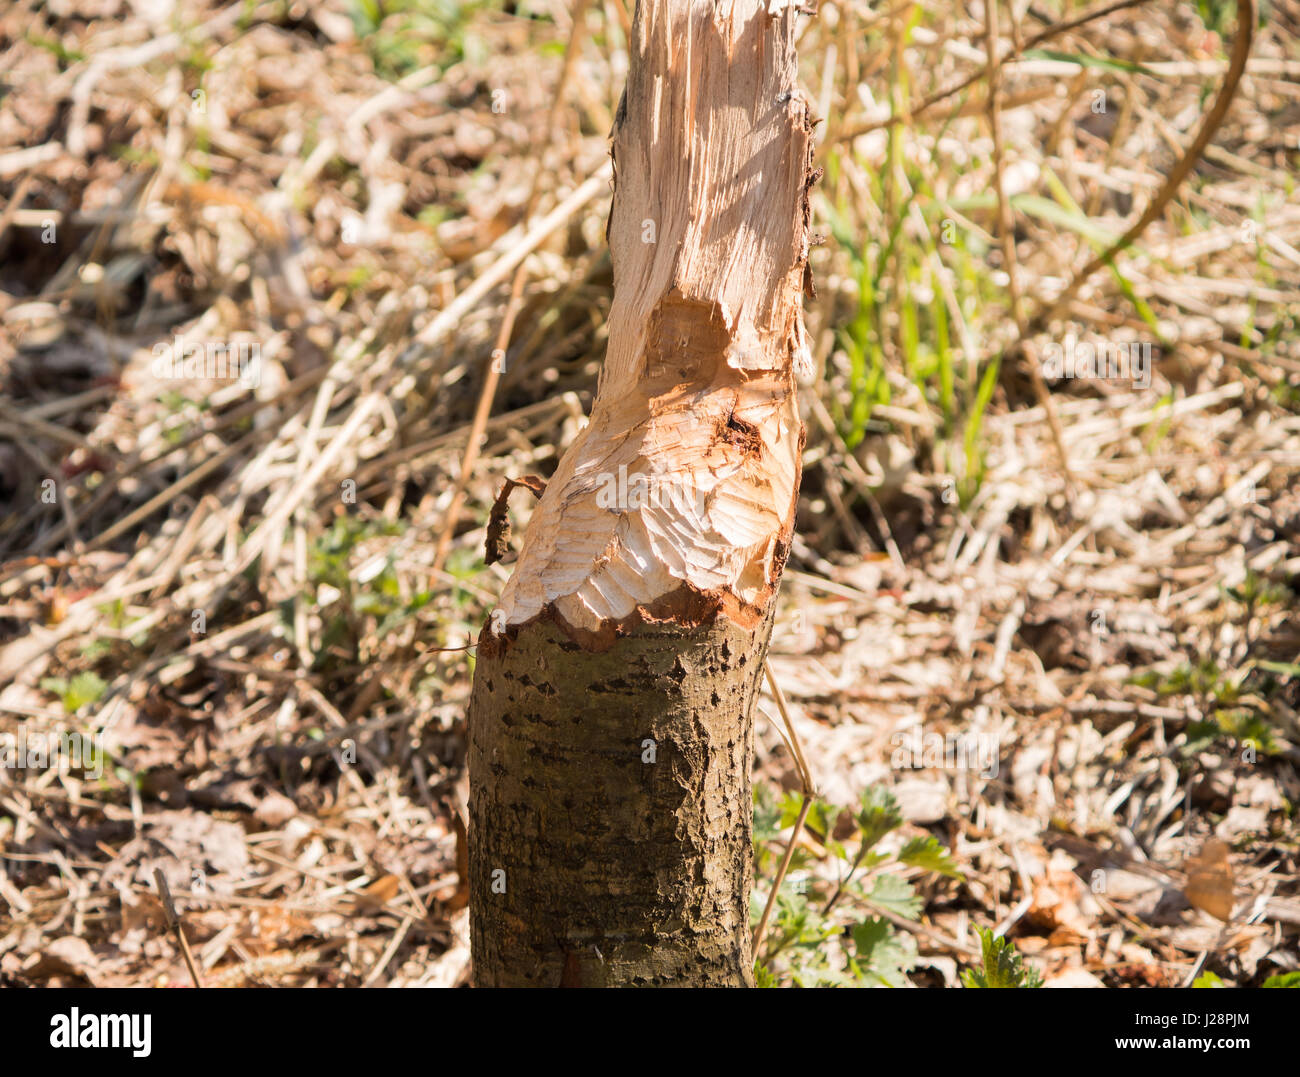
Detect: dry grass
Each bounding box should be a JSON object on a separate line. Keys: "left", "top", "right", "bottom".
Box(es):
{"left": 0, "top": 0, "right": 1296, "bottom": 987}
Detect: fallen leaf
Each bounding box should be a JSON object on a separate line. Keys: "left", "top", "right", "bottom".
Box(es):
{"left": 1185, "top": 838, "right": 1235, "bottom": 922}
{"left": 354, "top": 874, "right": 401, "bottom": 911}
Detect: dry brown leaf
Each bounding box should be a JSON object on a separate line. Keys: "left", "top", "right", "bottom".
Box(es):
{"left": 354, "top": 874, "right": 401, "bottom": 911}
{"left": 1184, "top": 838, "right": 1236, "bottom": 922}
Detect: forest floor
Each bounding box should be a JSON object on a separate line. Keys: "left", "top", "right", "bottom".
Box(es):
{"left": 0, "top": 0, "right": 1297, "bottom": 988}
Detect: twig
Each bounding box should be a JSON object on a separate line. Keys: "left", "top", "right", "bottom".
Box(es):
{"left": 0, "top": 173, "right": 36, "bottom": 249}
{"left": 153, "top": 868, "right": 202, "bottom": 988}
{"left": 754, "top": 660, "right": 818, "bottom": 963}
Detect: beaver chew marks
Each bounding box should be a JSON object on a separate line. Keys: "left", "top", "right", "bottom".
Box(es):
{"left": 486, "top": 0, "right": 814, "bottom": 640}
{"left": 644, "top": 293, "right": 732, "bottom": 383}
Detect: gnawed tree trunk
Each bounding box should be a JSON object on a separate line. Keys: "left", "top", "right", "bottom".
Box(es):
{"left": 468, "top": 0, "right": 816, "bottom": 987}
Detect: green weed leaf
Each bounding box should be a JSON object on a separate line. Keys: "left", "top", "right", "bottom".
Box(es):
{"left": 962, "top": 928, "right": 1043, "bottom": 988}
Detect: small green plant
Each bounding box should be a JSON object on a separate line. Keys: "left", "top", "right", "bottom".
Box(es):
{"left": 348, "top": 0, "right": 500, "bottom": 80}
{"left": 1132, "top": 656, "right": 1286, "bottom": 757}
{"left": 1131, "top": 655, "right": 1237, "bottom": 701}
{"left": 39, "top": 672, "right": 107, "bottom": 714}
{"left": 1190, "top": 706, "right": 1279, "bottom": 756}
{"left": 1222, "top": 568, "right": 1289, "bottom": 613}
{"left": 753, "top": 784, "right": 962, "bottom": 987}
{"left": 308, "top": 515, "right": 405, "bottom": 664}
{"left": 305, "top": 515, "right": 482, "bottom": 668}
{"left": 24, "top": 31, "right": 85, "bottom": 68}
{"left": 961, "top": 927, "right": 1044, "bottom": 989}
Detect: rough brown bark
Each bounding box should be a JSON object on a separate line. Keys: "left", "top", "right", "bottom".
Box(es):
{"left": 468, "top": 0, "right": 815, "bottom": 987}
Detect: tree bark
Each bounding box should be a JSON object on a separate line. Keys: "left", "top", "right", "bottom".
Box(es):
{"left": 468, "top": 0, "right": 816, "bottom": 987}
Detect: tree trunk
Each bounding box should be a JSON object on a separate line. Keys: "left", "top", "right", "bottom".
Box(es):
{"left": 468, "top": 0, "right": 816, "bottom": 987}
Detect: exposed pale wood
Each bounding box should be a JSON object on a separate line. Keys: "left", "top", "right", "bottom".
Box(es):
{"left": 495, "top": 0, "right": 816, "bottom": 636}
